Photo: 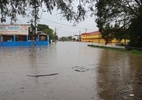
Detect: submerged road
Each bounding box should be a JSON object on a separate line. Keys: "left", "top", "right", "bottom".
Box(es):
{"left": 0, "top": 42, "right": 142, "bottom": 100}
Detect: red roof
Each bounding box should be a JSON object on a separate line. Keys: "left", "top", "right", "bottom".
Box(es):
{"left": 81, "top": 31, "right": 100, "bottom": 35}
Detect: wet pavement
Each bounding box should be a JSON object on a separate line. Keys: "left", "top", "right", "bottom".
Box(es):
{"left": 0, "top": 42, "right": 142, "bottom": 100}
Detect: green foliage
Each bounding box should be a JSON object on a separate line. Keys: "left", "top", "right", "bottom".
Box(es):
{"left": 67, "top": 36, "right": 72, "bottom": 41}
{"left": 59, "top": 36, "right": 73, "bottom": 41}
{"left": 128, "top": 16, "right": 142, "bottom": 47}
{"left": 88, "top": 44, "right": 142, "bottom": 55}
{"left": 44, "top": 29, "right": 54, "bottom": 40}
{"left": 88, "top": 44, "right": 125, "bottom": 51}
{"left": 129, "top": 50, "right": 142, "bottom": 55}
{"left": 60, "top": 37, "right": 68, "bottom": 41}
{"left": 37, "top": 24, "right": 49, "bottom": 31}
{"left": 96, "top": 0, "right": 142, "bottom": 47}
{"left": 101, "top": 23, "right": 128, "bottom": 43}
{"left": 37, "top": 24, "right": 58, "bottom": 41}
{"left": 0, "top": 0, "right": 28, "bottom": 22}
{"left": 101, "top": 23, "right": 112, "bottom": 39}
{"left": 1, "top": 0, "right": 142, "bottom": 47}
{"left": 0, "top": 0, "right": 91, "bottom": 23}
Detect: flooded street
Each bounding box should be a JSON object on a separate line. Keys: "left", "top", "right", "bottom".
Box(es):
{"left": 0, "top": 42, "right": 142, "bottom": 100}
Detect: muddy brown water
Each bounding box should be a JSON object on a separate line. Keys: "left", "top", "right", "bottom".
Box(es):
{"left": 0, "top": 42, "right": 142, "bottom": 100}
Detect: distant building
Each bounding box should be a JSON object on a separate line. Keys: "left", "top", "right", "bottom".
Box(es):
{"left": 81, "top": 31, "right": 127, "bottom": 43}
{"left": 81, "top": 31, "right": 104, "bottom": 43}
{"left": 73, "top": 35, "right": 81, "bottom": 41}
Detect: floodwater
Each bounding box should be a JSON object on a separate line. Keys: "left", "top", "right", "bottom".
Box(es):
{"left": 0, "top": 42, "right": 142, "bottom": 100}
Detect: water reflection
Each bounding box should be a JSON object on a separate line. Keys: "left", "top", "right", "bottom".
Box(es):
{"left": 0, "top": 42, "right": 100, "bottom": 100}
{"left": 97, "top": 49, "right": 142, "bottom": 100}
{"left": 0, "top": 42, "right": 142, "bottom": 100}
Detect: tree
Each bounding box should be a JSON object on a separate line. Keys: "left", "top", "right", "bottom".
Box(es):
{"left": 0, "top": 0, "right": 91, "bottom": 23}
{"left": 0, "top": 0, "right": 27, "bottom": 22}
{"left": 128, "top": 16, "right": 142, "bottom": 46}
{"left": 37, "top": 24, "right": 49, "bottom": 31}
{"left": 37, "top": 24, "right": 55, "bottom": 41}
{"left": 112, "top": 24, "right": 129, "bottom": 43}
{"left": 67, "top": 36, "right": 73, "bottom": 41}
{"left": 43, "top": 28, "right": 54, "bottom": 41}
{"left": 101, "top": 23, "right": 129, "bottom": 44}
{"left": 1, "top": 0, "right": 142, "bottom": 46}
{"left": 60, "top": 37, "right": 68, "bottom": 41}
{"left": 95, "top": 0, "right": 142, "bottom": 46}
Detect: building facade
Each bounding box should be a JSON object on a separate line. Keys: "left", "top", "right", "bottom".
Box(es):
{"left": 0, "top": 24, "right": 49, "bottom": 46}
{"left": 81, "top": 31, "right": 127, "bottom": 43}
{"left": 0, "top": 24, "right": 31, "bottom": 35}
{"left": 81, "top": 31, "right": 105, "bottom": 43}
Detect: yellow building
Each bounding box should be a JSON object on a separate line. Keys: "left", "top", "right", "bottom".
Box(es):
{"left": 81, "top": 31, "right": 127, "bottom": 43}
{"left": 81, "top": 31, "right": 104, "bottom": 43}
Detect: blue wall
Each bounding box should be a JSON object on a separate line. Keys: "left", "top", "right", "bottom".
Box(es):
{"left": 0, "top": 35, "right": 49, "bottom": 46}
{"left": 0, "top": 36, "right": 2, "bottom": 46}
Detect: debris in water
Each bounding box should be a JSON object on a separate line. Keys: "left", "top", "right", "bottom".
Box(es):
{"left": 129, "top": 94, "right": 134, "bottom": 97}
{"left": 20, "top": 87, "right": 25, "bottom": 89}
{"left": 75, "top": 69, "right": 87, "bottom": 72}
{"left": 27, "top": 73, "right": 58, "bottom": 77}
{"left": 73, "top": 66, "right": 89, "bottom": 72}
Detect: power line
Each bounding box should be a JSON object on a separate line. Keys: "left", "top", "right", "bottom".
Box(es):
{"left": 40, "top": 18, "right": 96, "bottom": 30}
{"left": 58, "top": 28, "right": 76, "bottom": 34}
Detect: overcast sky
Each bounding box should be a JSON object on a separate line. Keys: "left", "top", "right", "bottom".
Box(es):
{"left": 38, "top": 9, "right": 98, "bottom": 37}
{"left": 3, "top": 3, "right": 98, "bottom": 37}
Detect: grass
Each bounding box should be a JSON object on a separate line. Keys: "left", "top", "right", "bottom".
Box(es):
{"left": 88, "top": 44, "right": 125, "bottom": 51}
{"left": 88, "top": 44, "right": 142, "bottom": 55}
{"left": 128, "top": 50, "right": 142, "bottom": 55}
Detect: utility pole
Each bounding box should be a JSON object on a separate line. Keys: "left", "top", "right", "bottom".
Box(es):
{"left": 85, "top": 28, "right": 87, "bottom": 33}
{"left": 34, "top": 5, "right": 37, "bottom": 34}
{"left": 33, "top": 0, "right": 40, "bottom": 35}
{"left": 79, "top": 31, "right": 81, "bottom": 41}
{"left": 30, "top": 19, "right": 34, "bottom": 34}
{"left": 54, "top": 27, "right": 57, "bottom": 42}
{"left": 32, "top": 1, "right": 39, "bottom": 43}
{"left": 34, "top": 3, "right": 38, "bottom": 35}
{"left": 55, "top": 27, "right": 57, "bottom": 33}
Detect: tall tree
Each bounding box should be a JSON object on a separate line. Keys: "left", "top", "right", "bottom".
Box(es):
{"left": 95, "top": 0, "right": 142, "bottom": 46}
{"left": 37, "top": 24, "right": 58, "bottom": 42}
{"left": 37, "top": 24, "right": 49, "bottom": 31}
